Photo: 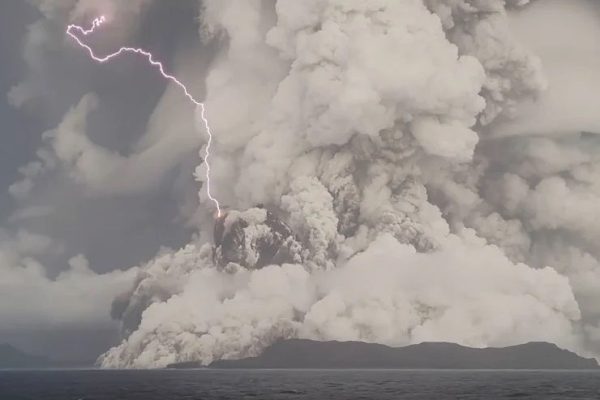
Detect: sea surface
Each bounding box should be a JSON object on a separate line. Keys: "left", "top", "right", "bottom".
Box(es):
{"left": 1, "top": 369, "right": 599, "bottom": 399}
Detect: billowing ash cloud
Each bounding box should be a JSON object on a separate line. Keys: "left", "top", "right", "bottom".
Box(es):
{"left": 95, "top": 0, "right": 600, "bottom": 368}
{"left": 5, "top": 0, "right": 600, "bottom": 367}
{"left": 99, "top": 228, "right": 580, "bottom": 368}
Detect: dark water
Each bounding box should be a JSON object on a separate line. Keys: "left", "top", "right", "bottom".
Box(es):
{"left": 1, "top": 369, "right": 599, "bottom": 400}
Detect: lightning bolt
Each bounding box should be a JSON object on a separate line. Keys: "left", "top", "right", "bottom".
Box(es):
{"left": 66, "top": 16, "right": 222, "bottom": 217}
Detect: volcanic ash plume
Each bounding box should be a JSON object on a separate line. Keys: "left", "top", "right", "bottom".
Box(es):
{"left": 99, "top": 0, "right": 600, "bottom": 368}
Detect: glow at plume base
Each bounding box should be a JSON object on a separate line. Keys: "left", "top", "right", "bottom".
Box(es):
{"left": 66, "top": 16, "right": 222, "bottom": 217}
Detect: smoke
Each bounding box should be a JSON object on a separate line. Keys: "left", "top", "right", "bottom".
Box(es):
{"left": 96, "top": 0, "right": 600, "bottom": 368}
{"left": 99, "top": 231, "right": 580, "bottom": 368}
{"left": 491, "top": 0, "right": 600, "bottom": 137}
{"left": 5, "top": 0, "right": 600, "bottom": 367}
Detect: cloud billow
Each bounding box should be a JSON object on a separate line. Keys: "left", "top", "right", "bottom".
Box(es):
{"left": 4, "top": 0, "right": 600, "bottom": 366}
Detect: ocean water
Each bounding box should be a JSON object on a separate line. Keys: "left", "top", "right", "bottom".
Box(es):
{"left": 1, "top": 369, "right": 599, "bottom": 400}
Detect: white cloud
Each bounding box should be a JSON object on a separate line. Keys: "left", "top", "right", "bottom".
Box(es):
{"left": 0, "top": 230, "right": 138, "bottom": 333}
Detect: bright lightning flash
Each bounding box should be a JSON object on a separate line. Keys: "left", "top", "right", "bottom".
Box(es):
{"left": 66, "top": 16, "right": 222, "bottom": 217}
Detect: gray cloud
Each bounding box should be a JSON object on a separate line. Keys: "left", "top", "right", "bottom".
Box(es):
{"left": 0, "top": 0, "right": 214, "bottom": 361}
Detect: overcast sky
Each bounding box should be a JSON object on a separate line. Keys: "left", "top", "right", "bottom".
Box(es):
{"left": 0, "top": 1, "right": 40, "bottom": 218}
{"left": 0, "top": 0, "right": 208, "bottom": 362}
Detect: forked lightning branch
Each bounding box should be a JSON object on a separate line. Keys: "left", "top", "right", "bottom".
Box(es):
{"left": 66, "top": 16, "right": 222, "bottom": 217}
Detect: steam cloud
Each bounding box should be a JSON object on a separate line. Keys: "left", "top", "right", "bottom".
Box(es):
{"left": 5, "top": 0, "right": 600, "bottom": 367}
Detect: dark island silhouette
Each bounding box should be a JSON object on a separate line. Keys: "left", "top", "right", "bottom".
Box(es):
{"left": 0, "top": 344, "right": 55, "bottom": 369}
{"left": 169, "top": 339, "right": 598, "bottom": 370}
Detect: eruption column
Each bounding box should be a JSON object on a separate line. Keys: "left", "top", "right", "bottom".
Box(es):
{"left": 66, "top": 16, "right": 222, "bottom": 217}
